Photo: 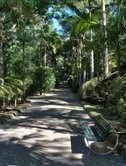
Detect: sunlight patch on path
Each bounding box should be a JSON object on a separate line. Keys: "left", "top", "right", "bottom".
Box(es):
{"left": 0, "top": 87, "right": 124, "bottom": 166}
{"left": 38, "top": 104, "right": 83, "bottom": 110}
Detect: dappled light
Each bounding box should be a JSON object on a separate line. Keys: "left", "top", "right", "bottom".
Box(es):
{"left": 0, "top": 85, "right": 124, "bottom": 165}
{"left": 0, "top": 0, "right": 126, "bottom": 165}
{"left": 0, "top": 87, "right": 86, "bottom": 165}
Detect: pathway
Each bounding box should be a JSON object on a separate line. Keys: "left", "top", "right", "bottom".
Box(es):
{"left": 0, "top": 83, "right": 125, "bottom": 166}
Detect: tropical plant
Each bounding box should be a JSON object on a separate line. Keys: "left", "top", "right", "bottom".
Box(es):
{"left": 0, "top": 0, "right": 35, "bottom": 78}
{"left": 34, "top": 66, "right": 56, "bottom": 94}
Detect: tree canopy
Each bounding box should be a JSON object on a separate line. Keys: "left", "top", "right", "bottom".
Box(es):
{"left": 0, "top": 0, "right": 126, "bottom": 112}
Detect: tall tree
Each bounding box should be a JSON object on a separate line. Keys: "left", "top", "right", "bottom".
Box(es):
{"left": 101, "top": 0, "right": 109, "bottom": 78}
{"left": 0, "top": 0, "right": 34, "bottom": 79}
{"left": 0, "top": 16, "right": 3, "bottom": 78}
{"left": 88, "top": 0, "right": 95, "bottom": 79}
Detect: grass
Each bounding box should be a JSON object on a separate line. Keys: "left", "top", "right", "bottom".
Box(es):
{"left": 84, "top": 103, "right": 103, "bottom": 117}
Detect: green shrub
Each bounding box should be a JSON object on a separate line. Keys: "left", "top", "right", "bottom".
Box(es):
{"left": 4, "top": 77, "right": 23, "bottom": 97}
{"left": 107, "top": 75, "right": 125, "bottom": 104}
{"left": 78, "top": 78, "right": 98, "bottom": 98}
{"left": 0, "top": 77, "right": 24, "bottom": 106}
{"left": 117, "top": 99, "right": 126, "bottom": 124}
{"left": 78, "top": 73, "right": 126, "bottom": 123}
{"left": 106, "top": 74, "right": 126, "bottom": 122}
{"left": 34, "top": 67, "right": 56, "bottom": 94}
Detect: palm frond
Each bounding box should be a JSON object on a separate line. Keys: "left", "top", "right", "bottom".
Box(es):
{"left": 70, "top": 16, "right": 98, "bottom": 34}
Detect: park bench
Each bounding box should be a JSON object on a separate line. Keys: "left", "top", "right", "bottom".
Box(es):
{"left": 81, "top": 115, "right": 119, "bottom": 155}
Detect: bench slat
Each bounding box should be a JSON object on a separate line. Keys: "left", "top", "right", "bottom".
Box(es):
{"left": 81, "top": 115, "right": 118, "bottom": 155}
{"left": 95, "top": 115, "right": 111, "bottom": 139}
{"left": 91, "top": 126, "right": 104, "bottom": 141}
{"left": 81, "top": 115, "right": 111, "bottom": 143}
{"left": 81, "top": 123, "right": 97, "bottom": 141}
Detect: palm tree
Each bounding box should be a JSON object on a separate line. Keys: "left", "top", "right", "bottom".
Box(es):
{"left": 38, "top": 24, "right": 61, "bottom": 67}
{"left": 0, "top": 0, "right": 34, "bottom": 79}
{"left": 113, "top": 0, "right": 126, "bottom": 73}
{"left": 88, "top": 0, "right": 95, "bottom": 79}
{"left": 0, "top": 16, "right": 3, "bottom": 78}
{"left": 101, "top": 0, "right": 109, "bottom": 78}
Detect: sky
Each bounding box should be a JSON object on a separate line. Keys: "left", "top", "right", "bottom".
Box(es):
{"left": 52, "top": 18, "right": 63, "bottom": 32}
{"left": 48, "top": 6, "right": 74, "bottom": 35}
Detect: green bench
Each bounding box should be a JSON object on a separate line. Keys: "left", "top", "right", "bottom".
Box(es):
{"left": 81, "top": 115, "right": 119, "bottom": 155}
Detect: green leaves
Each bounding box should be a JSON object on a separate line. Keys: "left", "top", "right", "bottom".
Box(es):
{"left": 0, "top": 0, "right": 36, "bottom": 25}
{"left": 34, "top": 67, "right": 56, "bottom": 93}
{"left": 70, "top": 16, "right": 91, "bottom": 33}
{"left": 0, "top": 77, "right": 23, "bottom": 103}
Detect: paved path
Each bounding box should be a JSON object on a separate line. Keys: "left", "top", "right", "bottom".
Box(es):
{"left": 0, "top": 85, "right": 125, "bottom": 166}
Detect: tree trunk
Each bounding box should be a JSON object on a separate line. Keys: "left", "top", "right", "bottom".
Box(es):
{"left": 96, "top": 53, "right": 100, "bottom": 82}
{"left": 88, "top": 0, "right": 94, "bottom": 79}
{"left": 90, "top": 46, "right": 94, "bottom": 78}
{"left": 0, "top": 16, "right": 3, "bottom": 78}
{"left": 78, "top": 39, "right": 82, "bottom": 86}
{"left": 22, "top": 41, "right": 26, "bottom": 102}
{"left": 116, "top": 37, "right": 121, "bottom": 73}
{"left": 101, "top": 0, "right": 109, "bottom": 79}
{"left": 83, "top": 70, "right": 86, "bottom": 82}
{"left": 44, "top": 47, "right": 47, "bottom": 67}
{"left": 116, "top": 11, "right": 121, "bottom": 73}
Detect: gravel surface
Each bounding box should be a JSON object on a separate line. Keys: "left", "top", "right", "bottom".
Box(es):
{"left": 0, "top": 84, "right": 125, "bottom": 166}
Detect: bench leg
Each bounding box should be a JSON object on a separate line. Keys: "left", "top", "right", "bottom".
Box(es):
{"left": 87, "top": 149, "right": 92, "bottom": 155}
{"left": 84, "top": 138, "right": 95, "bottom": 155}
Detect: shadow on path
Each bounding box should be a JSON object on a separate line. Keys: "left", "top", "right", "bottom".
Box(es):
{"left": 0, "top": 84, "right": 125, "bottom": 166}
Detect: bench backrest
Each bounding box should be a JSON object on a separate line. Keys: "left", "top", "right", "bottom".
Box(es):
{"left": 95, "top": 115, "right": 111, "bottom": 140}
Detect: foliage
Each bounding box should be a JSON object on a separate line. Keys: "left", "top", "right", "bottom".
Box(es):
{"left": 4, "top": 76, "right": 23, "bottom": 96}
{"left": 107, "top": 74, "right": 126, "bottom": 124}
{"left": 78, "top": 73, "right": 126, "bottom": 124}
{"left": 78, "top": 77, "right": 98, "bottom": 98}
{"left": 0, "top": 77, "right": 23, "bottom": 106}
{"left": 34, "top": 67, "right": 56, "bottom": 94}
{"left": 1, "top": 0, "right": 126, "bottom": 121}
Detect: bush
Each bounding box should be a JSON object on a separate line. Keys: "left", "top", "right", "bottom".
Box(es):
{"left": 78, "top": 73, "right": 126, "bottom": 123}
{"left": 34, "top": 67, "right": 56, "bottom": 94}
{"left": 0, "top": 77, "right": 23, "bottom": 107}
{"left": 78, "top": 77, "right": 98, "bottom": 99}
